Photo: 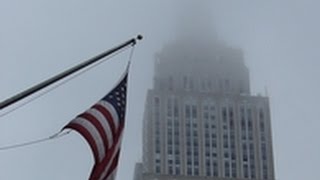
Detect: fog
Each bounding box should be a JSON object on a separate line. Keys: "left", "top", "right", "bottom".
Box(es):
{"left": 0, "top": 0, "right": 319, "bottom": 179}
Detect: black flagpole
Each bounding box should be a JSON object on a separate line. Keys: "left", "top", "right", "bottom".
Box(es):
{"left": 0, "top": 35, "right": 143, "bottom": 110}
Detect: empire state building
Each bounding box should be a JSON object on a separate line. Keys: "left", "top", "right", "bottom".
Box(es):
{"left": 134, "top": 37, "right": 275, "bottom": 180}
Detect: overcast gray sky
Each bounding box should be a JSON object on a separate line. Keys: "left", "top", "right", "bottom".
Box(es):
{"left": 1, "top": 1, "right": 319, "bottom": 180}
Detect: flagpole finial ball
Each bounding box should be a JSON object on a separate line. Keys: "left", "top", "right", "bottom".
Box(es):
{"left": 137, "top": 35, "right": 143, "bottom": 40}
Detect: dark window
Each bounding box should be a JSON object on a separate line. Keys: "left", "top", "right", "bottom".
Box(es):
{"left": 175, "top": 158, "right": 180, "bottom": 164}
{"left": 232, "top": 163, "right": 237, "bottom": 177}
{"left": 204, "top": 112, "right": 209, "bottom": 119}
{"left": 248, "top": 120, "right": 252, "bottom": 130}
{"left": 168, "top": 166, "right": 173, "bottom": 174}
{"left": 229, "top": 108, "right": 234, "bottom": 118}
{"left": 213, "top": 162, "right": 218, "bottom": 176}
{"left": 175, "top": 167, "right": 180, "bottom": 175}
{"left": 155, "top": 166, "right": 161, "bottom": 173}
{"left": 174, "top": 106, "right": 179, "bottom": 117}
{"left": 192, "top": 105, "right": 197, "bottom": 118}
{"left": 230, "top": 119, "right": 234, "bottom": 129}
{"left": 260, "top": 121, "right": 265, "bottom": 132}
{"left": 185, "top": 105, "right": 191, "bottom": 118}
{"left": 244, "top": 164, "right": 249, "bottom": 178}
{"left": 225, "top": 162, "right": 230, "bottom": 177}
{"left": 194, "top": 168, "right": 199, "bottom": 175}
{"left": 187, "top": 167, "right": 192, "bottom": 175}
{"left": 222, "top": 107, "right": 227, "bottom": 121}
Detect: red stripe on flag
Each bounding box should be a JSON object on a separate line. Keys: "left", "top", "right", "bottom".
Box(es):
{"left": 102, "top": 149, "right": 120, "bottom": 180}
{"left": 65, "top": 123, "right": 100, "bottom": 163}
{"left": 79, "top": 112, "right": 110, "bottom": 150}
{"left": 93, "top": 104, "right": 117, "bottom": 138}
{"left": 89, "top": 124, "right": 124, "bottom": 180}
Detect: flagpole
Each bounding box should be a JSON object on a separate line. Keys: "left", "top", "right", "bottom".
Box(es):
{"left": 0, "top": 35, "right": 143, "bottom": 110}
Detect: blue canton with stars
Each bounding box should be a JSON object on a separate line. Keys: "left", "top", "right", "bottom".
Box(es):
{"left": 102, "top": 73, "right": 128, "bottom": 123}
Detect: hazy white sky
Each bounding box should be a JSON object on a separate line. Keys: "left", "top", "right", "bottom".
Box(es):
{"left": 1, "top": 1, "right": 319, "bottom": 180}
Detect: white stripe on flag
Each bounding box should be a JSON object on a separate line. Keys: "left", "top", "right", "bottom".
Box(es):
{"left": 97, "top": 101, "right": 120, "bottom": 129}
{"left": 87, "top": 109, "right": 114, "bottom": 148}
{"left": 98, "top": 132, "right": 123, "bottom": 180}
{"left": 72, "top": 117, "right": 105, "bottom": 162}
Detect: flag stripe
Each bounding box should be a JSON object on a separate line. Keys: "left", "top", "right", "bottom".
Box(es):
{"left": 97, "top": 101, "right": 119, "bottom": 129}
{"left": 89, "top": 127, "right": 123, "bottom": 180}
{"left": 79, "top": 112, "right": 110, "bottom": 153}
{"left": 92, "top": 104, "right": 117, "bottom": 143}
{"left": 65, "top": 122, "right": 100, "bottom": 162}
{"left": 71, "top": 117, "right": 105, "bottom": 162}
{"left": 96, "top": 128, "right": 124, "bottom": 180}
{"left": 85, "top": 109, "right": 114, "bottom": 149}
{"left": 102, "top": 150, "right": 120, "bottom": 180}
{"left": 90, "top": 141, "right": 119, "bottom": 180}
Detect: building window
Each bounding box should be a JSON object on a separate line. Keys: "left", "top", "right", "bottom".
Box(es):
{"left": 224, "top": 152, "right": 229, "bottom": 158}
{"left": 250, "top": 164, "right": 256, "bottom": 178}
{"left": 155, "top": 165, "right": 161, "bottom": 174}
{"left": 229, "top": 107, "right": 234, "bottom": 118}
{"left": 206, "top": 169, "right": 211, "bottom": 176}
{"left": 185, "top": 105, "right": 191, "bottom": 118}
{"left": 204, "top": 112, "right": 209, "bottom": 120}
{"left": 155, "top": 145, "right": 160, "bottom": 153}
{"left": 168, "top": 146, "right": 173, "bottom": 155}
{"left": 175, "top": 167, "right": 180, "bottom": 175}
{"left": 187, "top": 167, "right": 192, "bottom": 175}
{"left": 243, "top": 164, "right": 249, "bottom": 178}
{"left": 222, "top": 107, "right": 227, "bottom": 122}
{"left": 175, "top": 158, "right": 180, "bottom": 164}
{"left": 230, "top": 119, "right": 234, "bottom": 129}
{"left": 232, "top": 163, "right": 237, "bottom": 177}
{"left": 168, "top": 166, "right": 173, "bottom": 175}
{"left": 194, "top": 168, "right": 199, "bottom": 176}
{"left": 260, "top": 121, "right": 265, "bottom": 132}
{"left": 192, "top": 105, "right": 197, "bottom": 118}
{"left": 225, "top": 162, "right": 230, "bottom": 177}
{"left": 241, "top": 119, "right": 246, "bottom": 131}
{"left": 263, "top": 163, "right": 268, "bottom": 179}
{"left": 248, "top": 120, "right": 252, "bottom": 130}
{"left": 213, "top": 161, "right": 218, "bottom": 176}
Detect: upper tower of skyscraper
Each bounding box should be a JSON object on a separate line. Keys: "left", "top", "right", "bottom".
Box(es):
{"left": 154, "top": 0, "right": 250, "bottom": 96}
{"left": 153, "top": 39, "right": 251, "bottom": 95}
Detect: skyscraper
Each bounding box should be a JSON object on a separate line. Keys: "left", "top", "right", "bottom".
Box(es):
{"left": 134, "top": 38, "right": 275, "bottom": 180}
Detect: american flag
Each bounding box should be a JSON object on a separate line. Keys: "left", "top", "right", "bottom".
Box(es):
{"left": 64, "top": 69, "right": 128, "bottom": 180}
